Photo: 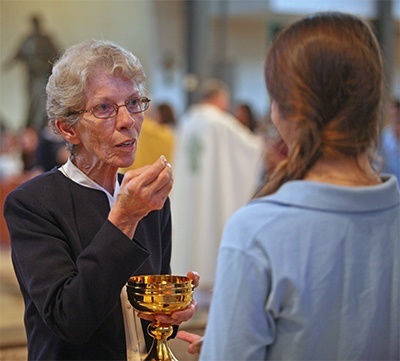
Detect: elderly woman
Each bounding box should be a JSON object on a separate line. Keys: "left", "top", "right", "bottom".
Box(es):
{"left": 4, "top": 40, "right": 198, "bottom": 361}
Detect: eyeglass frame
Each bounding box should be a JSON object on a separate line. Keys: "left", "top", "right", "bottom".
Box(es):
{"left": 68, "top": 97, "right": 151, "bottom": 119}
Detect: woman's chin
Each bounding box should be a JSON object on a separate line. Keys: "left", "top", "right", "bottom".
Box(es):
{"left": 118, "top": 155, "right": 135, "bottom": 169}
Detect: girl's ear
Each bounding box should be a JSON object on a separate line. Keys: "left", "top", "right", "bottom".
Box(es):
{"left": 55, "top": 119, "right": 81, "bottom": 145}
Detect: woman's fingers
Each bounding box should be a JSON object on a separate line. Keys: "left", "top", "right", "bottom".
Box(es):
{"left": 176, "top": 330, "right": 203, "bottom": 354}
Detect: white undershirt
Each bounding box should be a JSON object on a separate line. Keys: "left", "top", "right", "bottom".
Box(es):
{"left": 59, "top": 159, "right": 146, "bottom": 360}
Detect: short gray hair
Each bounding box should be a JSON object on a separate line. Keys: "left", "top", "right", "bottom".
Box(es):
{"left": 46, "top": 39, "right": 146, "bottom": 134}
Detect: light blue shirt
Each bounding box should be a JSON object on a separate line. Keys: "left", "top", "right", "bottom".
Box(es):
{"left": 200, "top": 176, "right": 400, "bottom": 360}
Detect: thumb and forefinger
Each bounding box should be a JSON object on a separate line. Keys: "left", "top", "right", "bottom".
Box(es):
{"left": 123, "top": 155, "right": 170, "bottom": 186}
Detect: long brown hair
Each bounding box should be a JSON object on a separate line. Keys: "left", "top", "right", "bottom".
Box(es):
{"left": 256, "top": 12, "right": 383, "bottom": 197}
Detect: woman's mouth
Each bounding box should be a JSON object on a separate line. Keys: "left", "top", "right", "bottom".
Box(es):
{"left": 117, "top": 139, "right": 135, "bottom": 147}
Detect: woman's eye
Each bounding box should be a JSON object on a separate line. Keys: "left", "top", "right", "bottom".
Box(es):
{"left": 96, "top": 103, "right": 113, "bottom": 112}
{"left": 127, "top": 99, "right": 139, "bottom": 107}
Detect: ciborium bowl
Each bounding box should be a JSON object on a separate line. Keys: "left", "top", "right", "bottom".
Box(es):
{"left": 126, "top": 275, "right": 193, "bottom": 361}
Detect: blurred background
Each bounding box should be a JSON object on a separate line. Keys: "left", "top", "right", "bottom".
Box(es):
{"left": 1, "top": 1, "right": 399, "bottom": 360}
{"left": 1, "top": 0, "right": 400, "bottom": 129}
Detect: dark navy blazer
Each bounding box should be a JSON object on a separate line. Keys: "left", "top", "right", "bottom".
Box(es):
{"left": 4, "top": 168, "right": 173, "bottom": 360}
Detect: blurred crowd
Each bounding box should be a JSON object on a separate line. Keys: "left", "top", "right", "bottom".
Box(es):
{"left": 0, "top": 122, "right": 69, "bottom": 182}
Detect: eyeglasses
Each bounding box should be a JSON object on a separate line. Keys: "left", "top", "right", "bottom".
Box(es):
{"left": 69, "top": 97, "right": 151, "bottom": 119}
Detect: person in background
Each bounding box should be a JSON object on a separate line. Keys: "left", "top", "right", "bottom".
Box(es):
{"left": 119, "top": 102, "right": 176, "bottom": 172}
{"left": 35, "top": 124, "right": 69, "bottom": 172}
{"left": 19, "top": 125, "right": 39, "bottom": 172}
{"left": 234, "top": 102, "right": 258, "bottom": 133}
{"left": 178, "top": 12, "right": 399, "bottom": 360}
{"left": 155, "top": 102, "right": 176, "bottom": 128}
{"left": 4, "top": 39, "right": 199, "bottom": 361}
{"left": 380, "top": 98, "right": 400, "bottom": 182}
{"left": 171, "top": 78, "right": 263, "bottom": 289}
{"left": 0, "top": 122, "right": 24, "bottom": 180}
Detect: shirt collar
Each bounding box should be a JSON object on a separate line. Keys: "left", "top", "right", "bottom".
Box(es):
{"left": 58, "top": 158, "right": 120, "bottom": 208}
{"left": 256, "top": 176, "right": 400, "bottom": 213}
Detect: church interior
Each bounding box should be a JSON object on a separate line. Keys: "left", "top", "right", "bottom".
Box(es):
{"left": 1, "top": 1, "right": 399, "bottom": 360}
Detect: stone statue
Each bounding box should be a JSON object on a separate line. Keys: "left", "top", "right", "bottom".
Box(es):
{"left": 3, "top": 15, "right": 59, "bottom": 130}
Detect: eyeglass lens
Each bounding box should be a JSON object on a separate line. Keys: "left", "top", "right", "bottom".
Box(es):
{"left": 92, "top": 97, "right": 150, "bottom": 119}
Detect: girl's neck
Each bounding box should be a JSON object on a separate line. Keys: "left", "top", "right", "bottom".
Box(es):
{"left": 304, "top": 154, "right": 381, "bottom": 187}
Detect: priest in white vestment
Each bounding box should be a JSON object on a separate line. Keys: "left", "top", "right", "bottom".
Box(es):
{"left": 171, "top": 79, "right": 264, "bottom": 289}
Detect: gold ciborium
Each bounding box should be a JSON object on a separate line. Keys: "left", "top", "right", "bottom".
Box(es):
{"left": 126, "top": 275, "right": 193, "bottom": 361}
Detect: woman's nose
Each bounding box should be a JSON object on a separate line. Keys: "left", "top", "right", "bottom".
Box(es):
{"left": 116, "top": 105, "right": 136, "bottom": 130}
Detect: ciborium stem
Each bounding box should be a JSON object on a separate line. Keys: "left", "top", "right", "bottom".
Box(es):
{"left": 145, "top": 322, "right": 177, "bottom": 361}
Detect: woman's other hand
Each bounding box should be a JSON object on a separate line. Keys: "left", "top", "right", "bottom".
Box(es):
{"left": 176, "top": 330, "right": 203, "bottom": 354}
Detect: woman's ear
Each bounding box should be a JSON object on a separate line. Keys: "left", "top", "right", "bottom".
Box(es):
{"left": 55, "top": 119, "right": 81, "bottom": 145}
